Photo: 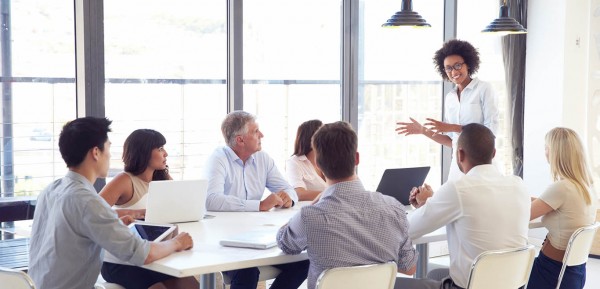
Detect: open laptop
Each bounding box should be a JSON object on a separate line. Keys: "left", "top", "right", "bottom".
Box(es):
{"left": 376, "top": 166, "right": 430, "bottom": 206}
{"left": 219, "top": 229, "right": 278, "bottom": 250}
{"left": 144, "top": 179, "right": 208, "bottom": 224}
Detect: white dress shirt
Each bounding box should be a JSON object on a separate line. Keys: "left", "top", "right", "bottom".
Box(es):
{"left": 408, "top": 164, "right": 529, "bottom": 288}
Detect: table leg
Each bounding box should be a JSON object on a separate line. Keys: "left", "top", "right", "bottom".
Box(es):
{"left": 415, "top": 243, "right": 428, "bottom": 278}
{"left": 200, "top": 273, "right": 216, "bottom": 289}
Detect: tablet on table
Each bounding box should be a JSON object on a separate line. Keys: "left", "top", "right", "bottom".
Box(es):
{"left": 128, "top": 222, "right": 176, "bottom": 242}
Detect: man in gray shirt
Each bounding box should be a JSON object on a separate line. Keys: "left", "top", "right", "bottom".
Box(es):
{"left": 277, "top": 121, "right": 418, "bottom": 289}
{"left": 29, "top": 117, "right": 194, "bottom": 289}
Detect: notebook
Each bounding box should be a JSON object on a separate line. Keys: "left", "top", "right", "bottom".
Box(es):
{"left": 376, "top": 166, "right": 430, "bottom": 206}
{"left": 144, "top": 179, "right": 208, "bottom": 224}
{"left": 219, "top": 230, "right": 278, "bottom": 250}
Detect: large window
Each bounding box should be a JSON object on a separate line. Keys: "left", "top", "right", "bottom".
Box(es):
{"left": 104, "top": 0, "right": 227, "bottom": 180}
{"left": 0, "top": 1, "right": 76, "bottom": 197}
{"left": 457, "top": 0, "right": 513, "bottom": 175}
{"left": 0, "top": 1, "right": 516, "bottom": 200}
{"left": 358, "top": 0, "right": 444, "bottom": 191}
{"left": 243, "top": 0, "right": 342, "bottom": 171}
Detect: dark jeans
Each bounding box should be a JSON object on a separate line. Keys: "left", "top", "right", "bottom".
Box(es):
{"left": 101, "top": 261, "right": 174, "bottom": 289}
{"left": 527, "top": 251, "right": 587, "bottom": 289}
{"left": 224, "top": 260, "right": 310, "bottom": 289}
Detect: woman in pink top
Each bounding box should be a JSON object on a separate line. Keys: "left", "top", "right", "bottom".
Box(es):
{"left": 286, "top": 119, "right": 327, "bottom": 201}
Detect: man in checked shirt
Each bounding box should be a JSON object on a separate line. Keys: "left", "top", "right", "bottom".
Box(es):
{"left": 276, "top": 121, "right": 418, "bottom": 289}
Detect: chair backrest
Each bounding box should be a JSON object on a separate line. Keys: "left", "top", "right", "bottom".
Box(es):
{"left": 556, "top": 222, "right": 600, "bottom": 289}
{"left": 315, "top": 262, "right": 397, "bottom": 289}
{"left": 0, "top": 267, "right": 36, "bottom": 289}
{"left": 466, "top": 244, "right": 535, "bottom": 289}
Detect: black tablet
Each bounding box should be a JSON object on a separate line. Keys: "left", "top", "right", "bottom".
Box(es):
{"left": 128, "top": 222, "right": 176, "bottom": 242}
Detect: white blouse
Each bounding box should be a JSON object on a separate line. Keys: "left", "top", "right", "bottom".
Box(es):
{"left": 285, "top": 155, "right": 327, "bottom": 192}
{"left": 443, "top": 78, "right": 499, "bottom": 182}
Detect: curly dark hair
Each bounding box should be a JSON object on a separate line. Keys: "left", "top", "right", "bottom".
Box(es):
{"left": 433, "top": 39, "right": 480, "bottom": 81}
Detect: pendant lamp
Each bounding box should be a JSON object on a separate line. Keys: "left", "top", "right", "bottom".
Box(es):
{"left": 382, "top": 0, "right": 431, "bottom": 28}
{"left": 482, "top": 0, "right": 527, "bottom": 34}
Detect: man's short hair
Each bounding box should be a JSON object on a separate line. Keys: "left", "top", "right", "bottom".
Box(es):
{"left": 59, "top": 117, "right": 112, "bottom": 168}
{"left": 221, "top": 111, "right": 256, "bottom": 148}
{"left": 312, "top": 121, "right": 357, "bottom": 180}
{"left": 457, "top": 123, "right": 495, "bottom": 166}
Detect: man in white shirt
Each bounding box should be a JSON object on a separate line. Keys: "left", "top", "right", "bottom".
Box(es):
{"left": 204, "top": 111, "right": 308, "bottom": 289}
{"left": 204, "top": 110, "right": 298, "bottom": 212}
{"left": 394, "top": 123, "right": 530, "bottom": 289}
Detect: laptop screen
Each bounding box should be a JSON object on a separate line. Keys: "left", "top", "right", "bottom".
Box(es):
{"left": 376, "top": 166, "right": 430, "bottom": 205}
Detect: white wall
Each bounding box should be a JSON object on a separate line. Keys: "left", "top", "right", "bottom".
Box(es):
{"left": 587, "top": 1, "right": 600, "bottom": 197}
{"left": 524, "top": 0, "right": 592, "bottom": 195}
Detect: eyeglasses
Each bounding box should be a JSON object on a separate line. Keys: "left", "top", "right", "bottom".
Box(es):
{"left": 444, "top": 62, "right": 465, "bottom": 73}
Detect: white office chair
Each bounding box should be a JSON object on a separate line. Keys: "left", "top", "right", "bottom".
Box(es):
{"left": 221, "top": 265, "right": 282, "bottom": 287}
{"left": 0, "top": 266, "right": 36, "bottom": 289}
{"left": 465, "top": 244, "right": 535, "bottom": 289}
{"left": 556, "top": 222, "right": 600, "bottom": 289}
{"left": 315, "top": 262, "right": 397, "bottom": 289}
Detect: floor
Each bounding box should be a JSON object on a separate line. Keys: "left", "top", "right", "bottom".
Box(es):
{"left": 584, "top": 257, "right": 600, "bottom": 288}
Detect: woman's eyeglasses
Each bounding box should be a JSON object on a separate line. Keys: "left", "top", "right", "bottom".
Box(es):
{"left": 444, "top": 62, "right": 465, "bottom": 73}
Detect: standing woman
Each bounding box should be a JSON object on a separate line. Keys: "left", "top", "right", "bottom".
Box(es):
{"left": 99, "top": 129, "right": 199, "bottom": 289}
{"left": 528, "top": 127, "right": 597, "bottom": 289}
{"left": 396, "top": 39, "right": 499, "bottom": 181}
{"left": 286, "top": 119, "right": 327, "bottom": 201}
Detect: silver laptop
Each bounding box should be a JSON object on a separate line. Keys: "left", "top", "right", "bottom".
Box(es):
{"left": 376, "top": 166, "right": 430, "bottom": 206}
{"left": 144, "top": 179, "right": 207, "bottom": 224}
{"left": 219, "top": 230, "right": 278, "bottom": 250}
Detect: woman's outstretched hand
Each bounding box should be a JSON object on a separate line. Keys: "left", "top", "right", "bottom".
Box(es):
{"left": 396, "top": 117, "right": 425, "bottom": 136}
{"left": 424, "top": 118, "right": 458, "bottom": 134}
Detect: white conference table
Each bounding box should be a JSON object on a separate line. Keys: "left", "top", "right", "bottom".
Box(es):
{"left": 142, "top": 203, "right": 446, "bottom": 289}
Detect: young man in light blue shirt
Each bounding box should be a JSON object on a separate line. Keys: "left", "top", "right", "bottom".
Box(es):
{"left": 29, "top": 117, "right": 194, "bottom": 289}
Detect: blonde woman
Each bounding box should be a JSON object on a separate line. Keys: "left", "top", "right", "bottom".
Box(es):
{"left": 528, "top": 127, "right": 597, "bottom": 289}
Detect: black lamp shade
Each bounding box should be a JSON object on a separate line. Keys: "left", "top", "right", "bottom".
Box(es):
{"left": 482, "top": 5, "right": 527, "bottom": 34}
{"left": 382, "top": 0, "right": 431, "bottom": 28}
